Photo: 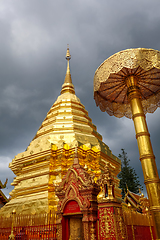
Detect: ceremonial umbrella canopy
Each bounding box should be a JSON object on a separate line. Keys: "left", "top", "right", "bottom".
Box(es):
{"left": 93, "top": 48, "right": 160, "bottom": 238}
{"left": 94, "top": 48, "right": 160, "bottom": 118}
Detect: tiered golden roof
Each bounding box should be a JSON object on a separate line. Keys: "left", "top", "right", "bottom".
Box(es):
{"left": 0, "top": 47, "right": 121, "bottom": 216}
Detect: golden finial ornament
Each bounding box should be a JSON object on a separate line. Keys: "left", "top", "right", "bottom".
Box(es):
{"left": 66, "top": 44, "right": 71, "bottom": 60}
{"left": 65, "top": 44, "right": 72, "bottom": 83}
{"left": 61, "top": 45, "right": 75, "bottom": 94}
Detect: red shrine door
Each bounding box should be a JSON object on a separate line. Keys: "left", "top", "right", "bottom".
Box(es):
{"left": 62, "top": 200, "right": 84, "bottom": 240}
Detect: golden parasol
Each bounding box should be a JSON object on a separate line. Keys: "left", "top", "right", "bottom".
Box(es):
{"left": 94, "top": 48, "right": 160, "bottom": 118}
{"left": 94, "top": 48, "right": 160, "bottom": 239}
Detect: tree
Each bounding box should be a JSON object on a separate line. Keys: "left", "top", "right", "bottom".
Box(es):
{"left": 118, "top": 149, "right": 143, "bottom": 198}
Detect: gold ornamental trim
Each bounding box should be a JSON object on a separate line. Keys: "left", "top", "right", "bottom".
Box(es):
{"left": 12, "top": 186, "right": 49, "bottom": 198}
{"left": 144, "top": 178, "right": 160, "bottom": 184}
{"left": 98, "top": 202, "right": 122, "bottom": 208}
{"left": 136, "top": 132, "right": 150, "bottom": 139}
{"left": 139, "top": 154, "right": 155, "bottom": 161}
{"left": 132, "top": 112, "right": 146, "bottom": 120}
{"left": 150, "top": 206, "right": 160, "bottom": 211}
{"left": 63, "top": 212, "right": 82, "bottom": 216}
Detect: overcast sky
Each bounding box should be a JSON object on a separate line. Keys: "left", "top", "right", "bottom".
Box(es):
{"left": 0, "top": 0, "right": 160, "bottom": 198}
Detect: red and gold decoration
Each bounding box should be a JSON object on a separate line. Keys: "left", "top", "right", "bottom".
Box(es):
{"left": 55, "top": 150, "right": 100, "bottom": 240}
{"left": 97, "top": 162, "right": 115, "bottom": 200}
{"left": 98, "top": 206, "right": 127, "bottom": 240}
{"left": 97, "top": 162, "right": 127, "bottom": 240}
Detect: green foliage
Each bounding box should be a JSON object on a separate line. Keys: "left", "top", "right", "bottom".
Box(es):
{"left": 118, "top": 149, "right": 143, "bottom": 198}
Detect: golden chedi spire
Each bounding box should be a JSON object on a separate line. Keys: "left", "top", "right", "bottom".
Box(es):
{"left": 0, "top": 47, "right": 121, "bottom": 217}
{"left": 61, "top": 45, "right": 75, "bottom": 94}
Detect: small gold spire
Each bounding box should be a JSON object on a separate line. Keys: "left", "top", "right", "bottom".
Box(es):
{"left": 64, "top": 45, "right": 72, "bottom": 83}
{"left": 61, "top": 45, "right": 75, "bottom": 94}
{"left": 66, "top": 44, "right": 71, "bottom": 60}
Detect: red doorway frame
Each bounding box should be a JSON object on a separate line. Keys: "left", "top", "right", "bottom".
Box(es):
{"left": 62, "top": 200, "right": 82, "bottom": 240}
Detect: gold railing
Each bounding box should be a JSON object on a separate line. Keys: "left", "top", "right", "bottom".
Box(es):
{"left": 0, "top": 210, "right": 56, "bottom": 228}
{"left": 123, "top": 208, "right": 153, "bottom": 226}
{"left": 123, "top": 208, "right": 155, "bottom": 240}
{"left": 0, "top": 211, "right": 57, "bottom": 240}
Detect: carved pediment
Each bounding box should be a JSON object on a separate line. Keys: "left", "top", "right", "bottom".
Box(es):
{"left": 55, "top": 160, "right": 96, "bottom": 195}
{"left": 55, "top": 152, "right": 100, "bottom": 212}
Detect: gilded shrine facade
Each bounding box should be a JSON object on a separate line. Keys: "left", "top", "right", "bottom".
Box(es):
{"left": 55, "top": 153, "right": 156, "bottom": 240}
{"left": 55, "top": 152, "right": 100, "bottom": 240}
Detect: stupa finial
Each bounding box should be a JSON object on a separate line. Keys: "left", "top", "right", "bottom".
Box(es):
{"left": 61, "top": 45, "right": 75, "bottom": 94}
{"left": 66, "top": 44, "right": 71, "bottom": 60}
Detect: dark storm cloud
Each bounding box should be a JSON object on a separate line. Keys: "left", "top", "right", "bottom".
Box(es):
{"left": 0, "top": 0, "right": 160, "bottom": 198}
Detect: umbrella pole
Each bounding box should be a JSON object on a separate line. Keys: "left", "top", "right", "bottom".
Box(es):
{"left": 126, "top": 76, "right": 160, "bottom": 239}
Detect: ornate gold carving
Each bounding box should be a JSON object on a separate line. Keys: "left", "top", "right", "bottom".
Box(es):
{"left": 56, "top": 224, "right": 62, "bottom": 240}
{"left": 97, "top": 162, "right": 115, "bottom": 200}
{"left": 90, "top": 222, "right": 96, "bottom": 240}
{"left": 68, "top": 188, "right": 75, "bottom": 198}
{"left": 55, "top": 153, "right": 99, "bottom": 240}
{"left": 83, "top": 222, "right": 89, "bottom": 240}
{"left": 99, "top": 208, "right": 115, "bottom": 239}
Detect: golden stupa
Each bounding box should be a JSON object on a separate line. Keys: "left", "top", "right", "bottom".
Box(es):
{"left": 0, "top": 47, "right": 121, "bottom": 216}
